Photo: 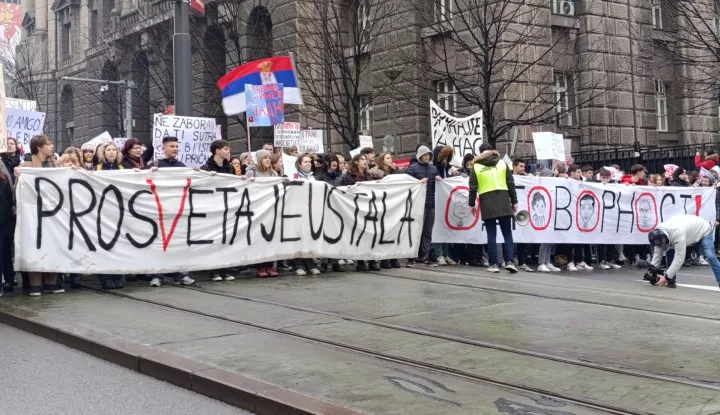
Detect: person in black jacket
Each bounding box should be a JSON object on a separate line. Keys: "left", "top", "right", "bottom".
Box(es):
{"left": 340, "top": 154, "right": 380, "bottom": 271}
{"left": 405, "top": 145, "right": 436, "bottom": 267}
{"left": 0, "top": 161, "right": 13, "bottom": 295}
{"left": 200, "top": 140, "right": 234, "bottom": 175}
{"left": 121, "top": 138, "right": 151, "bottom": 170}
{"left": 316, "top": 153, "right": 344, "bottom": 187}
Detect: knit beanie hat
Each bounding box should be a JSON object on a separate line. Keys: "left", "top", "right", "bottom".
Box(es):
{"left": 255, "top": 149, "right": 271, "bottom": 161}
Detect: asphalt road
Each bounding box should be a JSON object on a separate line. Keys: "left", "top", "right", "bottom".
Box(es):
{"left": 0, "top": 323, "right": 252, "bottom": 415}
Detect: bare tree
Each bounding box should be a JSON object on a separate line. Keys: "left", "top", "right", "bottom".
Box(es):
{"left": 6, "top": 39, "right": 53, "bottom": 111}
{"left": 395, "top": 0, "right": 628, "bottom": 148}
{"left": 293, "top": 0, "right": 397, "bottom": 149}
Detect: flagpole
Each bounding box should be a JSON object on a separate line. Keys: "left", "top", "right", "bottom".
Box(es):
{"left": 246, "top": 115, "right": 252, "bottom": 154}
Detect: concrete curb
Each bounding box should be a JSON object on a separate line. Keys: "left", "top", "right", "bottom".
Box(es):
{"left": 0, "top": 303, "right": 364, "bottom": 415}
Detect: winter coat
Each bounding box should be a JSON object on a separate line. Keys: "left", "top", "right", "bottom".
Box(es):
{"left": 200, "top": 157, "right": 234, "bottom": 175}
{"left": 294, "top": 169, "right": 315, "bottom": 180}
{"left": 650, "top": 214, "right": 712, "bottom": 279}
{"left": 695, "top": 154, "right": 718, "bottom": 170}
{"left": 151, "top": 158, "right": 187, "bottom": 168}
{"left": 467, "top": 150, "right": 517, "bottom": 220}
{"left": 121, "top": 157, "right": 146, "bottom": 170}
{"left": 670, "top": 168, "right": 688, "bottom": 187}
{"left": 2, "top": 153, "right": 20, "bottom": 178}
{"left": 715, "top": 187, "right": 720, "bottom": 222}
{"left": 620, "top": 174, "right": 645, "bottom": 185}
{"left": 316, "top": 168, "right": 343, "bottom": 187}
{"left": 368, "top": 165, "right": 398, "bottom": 180}
{"left": 0, "top": 176, "right": 13, "bottom": 227}
{"left": 96, "top": 161, "right": 123, "bottom": 171}
{"left": 405, "top": 145, "right": 438, "bottom": 207}
{"left": 245, "top": 165, "right": 278, "bottom": 178}
{"left": 339, "top": 171, "right": 371, "bottom": 186}
{"left": 432, "top": 146, "right": 454, "bottom": 179}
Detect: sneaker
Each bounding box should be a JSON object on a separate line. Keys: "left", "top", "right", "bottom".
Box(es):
{"left": 577, "top": 262, "right": 593, "bottom": 271}
{"left": 150, "top": 277, "right": 161, "bottom": 287}
{"left": 42, "top": 284, "right": 65, "bottom": 294}
{"left": 296, "top": 268, "right": 307, "bottom": 276}
{"left": 618, "top": 252, "right": 627, "bottom": 261}
{"left": 256, "top": 268, "right": 268, "bottom": 278}
{"left": 345, "top": 260, "right": 355, "bottom": 266}
{"left": 445, "top": 257, "right": 458, "bottom": 266}
{"left": 310, "top": 268, "right": 321, "bottom": 275}
{"left": 211, "top": 274, "right": 223, "bottom": 282}
{"left": 505, "top": 263, "right": 518, "bottom": 273}
{"left": 520, "top": 264, "right": 535, "bottom": 272}
{"left": 547, "top": 263, "right": 561, "bottom": 272}
{"left": 331, "top": 263, "right": 344, "bottom": 272}
{"left": 406, "top": 259, "right": 416, "bottom": 268}
{"left": 390, "top": 259, "right": 402, "bottom": 268}
{"left": 380, "top": 260, "right": 392, "bottom": 269}
{"left": 369, "top": 261, "right": 381, "bottom": 272}
{"left": 537, "top": 264, "right": 550, "bottom": 273}
{"left": 267, "top": 267, "right": 279, "bottom": 277}
{"left": 437, "top": 257, "right": 447, "bottom": 266}
{"left": 356, "top": 261, "right": 369, "bottom": 271}
{"left": 567, "top": 263, "right": 577, "bottom": 272}
{"left": 486, "top": 265, "right": 500, "bottom": 273}
{"left": 600, "top": 261, "right": 611, "bottom": 270}
{"left": 610, "top": 262, "right": 622, "bottom": 269}
{"left": 175, "top": 276, "right": 195, "bottom": 286}
{"left": 482, "top": 259, "right": 490, "bottom": 267}
{"left": 101, "top": 281, "right": 116, "bottom": 290}
{"left": 699, "top": 256, "right": 709, "bottom": 266}
{"left": 2, "top": 283, "right": 13, "bottom": 292}
{"left": 278, "top": 261, "right": 293, "bottom": 272}
{"left": 223, "top": 275, "right": 235, "bottom": 281}
{"left": 114, "top": 279, "right": 124, "bottom": 289}
{"left": 338, "top": 259, "right": 346, "bottom": 266}
{"left": 28, "top": 286, "right": 41, "bottom": 297}
{"left": 426, "top": 260, "right": 439, "bottom": 267}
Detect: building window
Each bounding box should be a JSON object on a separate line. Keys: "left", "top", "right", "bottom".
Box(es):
{"left": 655, "top": 79, "right": 668, "bottom": 132}
{"left": 61, "top": 21, "right": 72, "bottom": 62}
{"left": 359, "top": 95, "right": 373, "bottom": 134}
{"left": 356, "top": 0, "right": 370, "bottom": 51}
{"left": 651, "top": 0, "right": 662, "bottom": 29}
{"left": 435, "top": 80, "right": 457, "bottom": 113}
{"left": 90, "top": 4, "right": 98, "bottom": 46}
{"left": 435, "top": 0, "right": 452, "bottom": 22}
{"left": 554, "top": 72, "right": 573, "bottom": 126}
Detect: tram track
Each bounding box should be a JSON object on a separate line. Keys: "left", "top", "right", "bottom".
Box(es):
{"left": 82, "top": 284, "right": 651, "bottom": 415}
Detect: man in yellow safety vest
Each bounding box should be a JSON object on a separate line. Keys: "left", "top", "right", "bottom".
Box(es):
{"left": 468, "top": 143, "right": 518, "bottom": 274}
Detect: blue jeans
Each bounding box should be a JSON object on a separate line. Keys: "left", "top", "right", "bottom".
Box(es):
{"left": 484, "top": 217, "right": 514, "bottom": 267}
{"left": 700, "top": 233, "right": 720, "bottom": 286}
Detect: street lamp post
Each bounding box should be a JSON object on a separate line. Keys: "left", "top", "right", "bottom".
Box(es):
{"left": 173, "top": 0, "right": 192, "bottom": 116}
{"left": 61, "top": 76, "right": 135, "bottom": 139}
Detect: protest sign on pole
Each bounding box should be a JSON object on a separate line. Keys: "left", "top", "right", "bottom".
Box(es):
{"left": 6, "top": 98, "right": 37, "bottom": 111}
{"left": 359, "top": 135, "right": 373, "bottom": 149}
{"left": 0, "top": 65, "right": 7, "bottom": 153}
{"left": 245, "top": 83, "right": 284, "bottom": 127}
{"left": 113, "top": 137, "right": 129, "bottom": 149}
{"left": 532, "top": 132, "right": 564, "bottom": 161}
{"left": 563, "top": 138, "right": 573, "bottom": 166}
{"left": 6, "top": 107, "right": 45, "bottom": 155}
{"left": 349, "top": 147, "right": 362, "bottom": 158}
{"left": 430, "top": 100, "right": 483, "bottom": 165}
{"left": 273, "top": 122, "right": 301, "bottom": 148}
{"left": 15, "top": 169, "right": 426, "bottom": 273}
{"left": 432, "top": 176, "right": 716, "bottom": 244}
{"left": 152, "top": 114, "right": 216, "bottom": 167}
{"left": 299, "top": 130, "right": 324, "bottom": 153}
{"left": 86, "top": 131, "right": 113, "bottom": 148}
{"left": 282, "top": 153, "right": 297, "bottom": 177}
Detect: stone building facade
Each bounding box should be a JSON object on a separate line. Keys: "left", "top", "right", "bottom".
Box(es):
{"left": 14, "top": 0, "right": 720, "bottom": 157}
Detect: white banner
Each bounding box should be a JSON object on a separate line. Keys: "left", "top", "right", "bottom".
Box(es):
{"left": 432, "top": 176, "right": 716, "bottom": 244}
{"left": 0, "top": 65, "right": 7, "bottom": 153}
{"left": 153, "top": 114, "right": 216, "bottom": 167}
{"left": 299, "top": 130, "right": 324, "bottom": 153}
{"left": 15, "top": 169, "right": 426, "bottom": 273}
{"left": 273, "top": 122, "right": 301, "bottom": 148}
{"left": 430, "top": 100, "right": 483, "bottom": 165}
{"left": 86, "top": 131, "right": 113, "bottom": 148}
{"left": 7, "top": 107, "right": 45, "bottom": 155}
{"left": 6, "top": 98, "right": 37, "bottom": 111}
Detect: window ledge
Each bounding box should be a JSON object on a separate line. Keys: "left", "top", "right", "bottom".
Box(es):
{"left": 551, "top": 14, "right": 578, "bottom": 29}
{"left": 421, "top": 19, "right": 453, "bottom": 39}
{"left": 652, "top": 29, "right": 674, "bottom": 42}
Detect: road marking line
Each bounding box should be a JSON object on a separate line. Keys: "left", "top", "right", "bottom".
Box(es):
{"left": 636, "top": 280, "right": 719, "bottom": 291}
{"left": 677, "top": 272, "right": 715, "bottom": 278}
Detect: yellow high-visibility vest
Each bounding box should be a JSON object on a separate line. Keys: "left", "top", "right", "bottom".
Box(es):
{"left": 96, "top": 164, "right": 124, "bottom": 171}
{"left": 474, "top": 160, "right": 508, "bottom": 195}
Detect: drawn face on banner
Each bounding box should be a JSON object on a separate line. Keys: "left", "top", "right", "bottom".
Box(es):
{"left": 444, "top": 186, "right": 480, "bottom": 230}
{"left": 529, "top": 190, "right": 550, "bottom": 230}
{"left": 451, "top": 200, "right": 471, "bottom": 227}
{"left": 579, "top": 194, "right": 595, "bottom": 229}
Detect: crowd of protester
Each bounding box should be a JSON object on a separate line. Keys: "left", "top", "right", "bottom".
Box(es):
{"left": 1, "top": 134, "right": 719, "bottom": 297}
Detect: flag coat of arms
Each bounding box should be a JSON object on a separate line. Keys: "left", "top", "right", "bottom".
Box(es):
{"left": 217, "top": 56, "right": 303, "bottom": 115}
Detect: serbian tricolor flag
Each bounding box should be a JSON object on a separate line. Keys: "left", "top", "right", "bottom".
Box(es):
{"left": 217, "top": 56, "right": 303, "bottom": 116}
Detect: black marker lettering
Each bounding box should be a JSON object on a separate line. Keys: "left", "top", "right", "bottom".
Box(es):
{"left": 187, "top": 188, "right": 213, "bottom": 245}
{"left": 378, "top": 192, "right": 394, "bottom": 245}
{"left": 324, "top": 188, "right": 343, "bottom": 244}
{"left": 397, "top": 189, "right": 415, "bottom": 247}
{"left": 280, "top": 181, "right": 302, "bottom": 242}
{"left": 601, "top": 190, "right": 616, "bottom": 233}
{"left": 216, "top": 187, "right": 237, "bottom": 244}
{"left": 553, "top": 186, "right": 571, "bottom": 231}
{"left": 309, "top": 182, "right": 328, "bottom": 241}
{"left": 357, "top": 191, "right": 380, "bottom": 248}
{"left": 230, "top": 188, "right": 254, "bottom": 245}
{"left": 660, "top": 193, "right": 675, "bottom": 222}
{"left": 616, "top": 192, "right": 635, "bottom": 232}
{"left": 96, "top": 185, "right": 124, "bottom": 251}
{"left": 35, "top": 177, "right": 64, "bottom": 250}
{"left": 261, "top": 185, "right": 280, "bottom": 242}
{"left": 680, "top": 194, "right": 692, "bottom": 214}
{"left": 68, "top": 179, "right": 97, "bottom": 251}
{"left": 126, "top": 190, "right": 158, "bottom": 248}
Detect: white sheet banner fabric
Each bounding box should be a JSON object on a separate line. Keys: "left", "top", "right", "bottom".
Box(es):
{"left": 432, "top": 176, "right": 716, "bottom": 244}
{"left": 16, "top": 169, "right": 425, "bottom": 274}
{"left": 430, "top": 100, "right": 483, "bottom": 165}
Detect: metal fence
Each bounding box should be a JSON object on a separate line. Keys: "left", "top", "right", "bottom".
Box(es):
{"left": 517, "top": 142, "right": 720, "bottom": 174}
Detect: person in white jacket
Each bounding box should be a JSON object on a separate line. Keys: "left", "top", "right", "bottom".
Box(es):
{"left": 649, "top": 214, "right": 719, "bottom": 288}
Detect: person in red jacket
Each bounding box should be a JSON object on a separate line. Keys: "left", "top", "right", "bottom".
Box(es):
{"left": 621, "top": 164, "right": 646, "bottom": 185}
{"left": 695, "top": 151, "right": 719, "bottom": 170}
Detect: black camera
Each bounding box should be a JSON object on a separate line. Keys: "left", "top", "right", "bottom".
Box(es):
{"left": 643, "top": 264, "right": 676, "bottom": 288}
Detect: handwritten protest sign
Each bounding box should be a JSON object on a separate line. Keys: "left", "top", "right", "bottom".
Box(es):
{"left": 433, "top": 176, "right": 716, "bottom": 244}
{"left": 299, "top": 130, "right": 324, "bottom": 153}
{"left": 273, "top": 122, "right": 301, "bottom": 148}
{"left": 532, "top": 132, "right": 564, "bottom": 161}
{"left": 282, "top": 153, "right": 297, "bottom": 177}
{"left": 114, "top": 137, "right": 129, "bottom": 149}
{"left": 7, "top": 108, "right": 45, "bottom": 155}
{"left": 152, "top": 114, "right": 216, "bottom": 167}
{"left": 245, "top": 83, "right": 284, "bottom": 127}
{"left": 6, "top": 98, "right": 37, "bottom": 111}
{"left": 86, "top": 131, "right": 113, "bottom": 149}
{"left": 15, "top": 169, "right": 425, "bottom": 273}
{"left": 359, "top": 135, "right": 373, "bottom": 149}
{"left": 430, "top": 100, "right": 483, "bottom": 165}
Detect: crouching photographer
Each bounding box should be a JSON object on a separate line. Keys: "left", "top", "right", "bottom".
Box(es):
{"left": 648, "top": 214, "right": 720, "bottom": 289}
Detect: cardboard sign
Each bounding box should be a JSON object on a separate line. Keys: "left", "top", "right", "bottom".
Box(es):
{"left": 152, "top": 114, "right": 216, "bottom": 167}
{"left": 245, "top": 83, "right": 284, "bottom": 127}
